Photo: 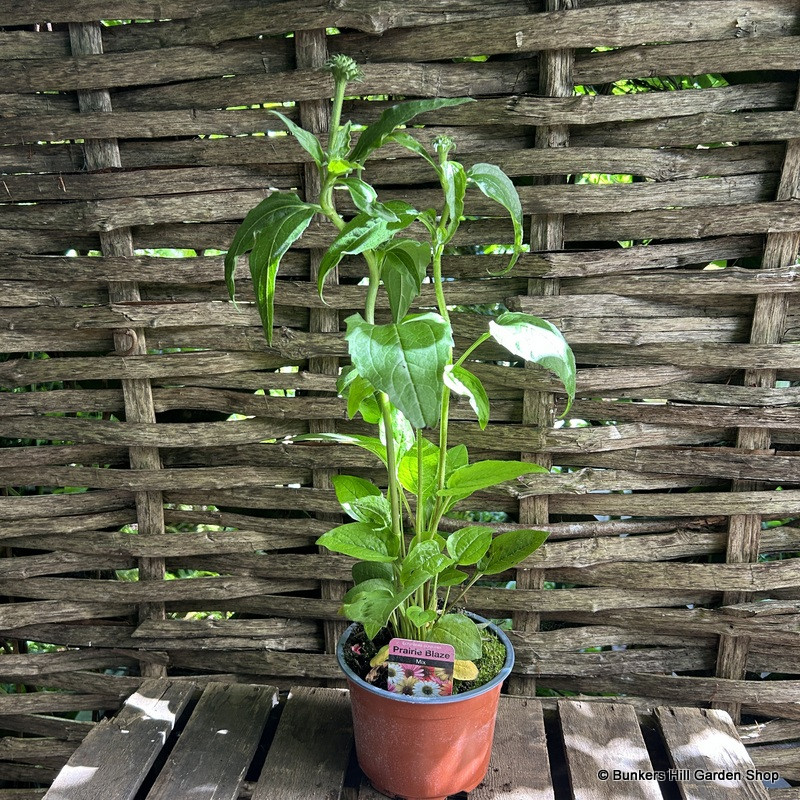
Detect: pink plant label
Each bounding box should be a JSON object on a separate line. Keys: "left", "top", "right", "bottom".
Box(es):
{"left": 387, "top": 638, "right": 455, "bottom": 698}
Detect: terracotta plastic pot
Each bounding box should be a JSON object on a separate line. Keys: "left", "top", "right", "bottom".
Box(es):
{"left": 336, "top": 613, "right": 514, "bottom": 800}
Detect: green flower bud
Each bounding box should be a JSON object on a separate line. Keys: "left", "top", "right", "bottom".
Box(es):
{"left": 433, "top": 135, "right": 456, "bottom": 162}
{"left": 324, "top": 54, "right": 364, "bottom": 84}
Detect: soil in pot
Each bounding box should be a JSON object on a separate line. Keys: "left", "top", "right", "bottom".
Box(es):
{"left": 341, "top": 621, "right": 508, "bottom": 695}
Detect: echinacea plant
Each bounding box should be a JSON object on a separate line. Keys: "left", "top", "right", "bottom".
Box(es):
{"left": 226, "top": 55, "right": 576, "bottom": 678}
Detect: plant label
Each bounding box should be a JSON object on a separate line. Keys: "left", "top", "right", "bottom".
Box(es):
{"left": 387, "top": 637, "right": 455, "bottom": 698}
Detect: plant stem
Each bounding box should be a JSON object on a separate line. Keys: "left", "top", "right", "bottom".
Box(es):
{"left": 429, "top": 240, "right": 452, "bottom": 535}
{"left": 443, "top": 572, "right": 483, "bottom": 617}
{"left": 363, "top": 251, "right": 381, "bottom": 324}
{"left": 416, "top": 428, "right": 425, "bottom": 538}
{"left": 328, "top": 75, "right": 347, "bottom": 156}
{"left": 378, "top": 393, "right": 404, "bottom": 557}
{"left": 455, "top": 332, "right": 492, "bottom": 368}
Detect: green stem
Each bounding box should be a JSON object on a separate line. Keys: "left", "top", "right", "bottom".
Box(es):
{"left": 442, "top": 572, "right": 483, "bottom": 617}
{"left": 378, "top": 393, "right": 404, "bottom": 557}
{"left": 363, "top": 251, "right": 381, "bottom": 325}
{"left": 319, "top": 175, "right": 346, "bottom": 231}
{"left": 416, "top": 429, "right": 425, "bottom": 538}
{"left": 328, "top": 76, "right": 347, "bottom": 156}
{"left": 455, "top": 332, "right": 492, "bottom": 368}
{"left": 428, "top": 241, "right": 452, "bottom": 535}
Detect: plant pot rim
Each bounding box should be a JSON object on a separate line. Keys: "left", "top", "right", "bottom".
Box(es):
{"left": 336, "top": 611, "right": 515, "bottom": 706}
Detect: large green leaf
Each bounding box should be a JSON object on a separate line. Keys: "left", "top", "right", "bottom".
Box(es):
{"left": 342, "top": 578, "right": 394, "bottom": 605}
{"left": 441, "top": 459, "right": 548, "bottom": 497}
{"left": 488, "top": 312, "right": 576, "bottom": 414}
{"left": 466, "top": 163, "right": 523, "bottom": 274}
{"left": 443, "top": 365, "right": 490, "bottom": 429}
{"left": 317, "top": 522, "right": 397, "bottom": 562}
{"left": 431, "top": 613, "right": 482, "bottom": 661}
{"left": 350, "top": 97, "right": 475, "bottom": 164}
{"left": 439, "top": 459, "right": 548, "bottom": 512}
{"left": 224, "top": 192, "right": 317, "bottom": 344}
{"left": 352, "top": 561, "right": 394, "bottom": 586}
{"left": 380, "top": 238, "right": 431, "bottom": 322}
{"left": 344, "top": 312, "right": 453, "bottom": 429}
{"left": 294, "top": 432, "right": 387, "bottom": 467}
{"left": 268, "top": 110, "right": 324, "bottom": 167}
{"left": 446, "top": 526, "right": 493, "bottom": 566}
{"left": 342, "top": 586, "right": 397, "bottom": 640}
{"left": 478, "top": 529, "right": 548, "bottom": 575}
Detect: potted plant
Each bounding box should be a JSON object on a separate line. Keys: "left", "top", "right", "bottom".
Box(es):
{"left": 225, "top": 55, "right": 575, "bottom": 800}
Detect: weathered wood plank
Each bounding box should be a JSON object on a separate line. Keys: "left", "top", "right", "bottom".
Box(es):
{"left": 343, "top": 1, "right": 798, "bottom": 61}
{"left": 146, "top": 683, "right": 277, "bottom": 800}
{"left": 251, "top": 686, "right": 353, "bottom": 800}
{"left": 560, "top": 700, "right": 661, "bottom": 800}
{"left": 471, "top": 696, "right": 555, "bottom": 799}
{"left": 574, "top": 111, "right": 800, "bottom": 150}
{"left": 42, "top": 679, "right": 196, "bottom": 800}
{"left": 655, "top": 707, "right": 769, "bottom": 800}
{"left": 576, "top": 36, "right": 800, "bottom": 85}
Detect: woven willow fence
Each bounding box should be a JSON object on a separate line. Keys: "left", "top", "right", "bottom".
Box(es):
{"left": 1, "top": 0, "right": 800, "bottom": 790}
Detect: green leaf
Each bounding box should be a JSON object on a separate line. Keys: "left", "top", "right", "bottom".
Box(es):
{"left": 350, "top": 97, "right": 475, "bottom": 164}
{"left": 343, "top": 589, "right": 397, "bottom": 640}
{"left": 443, "top": 365, "right": 490, "bottom": 429}
{"left": 446, "top": 526, "right": 493, "bottom": 566}
{"left": 342, "top": 578, "right": 394, "bottom": 604}
{"left": 445, "top": 444, "right": 469, "bottom": 480}
{"left": 353, "top": 561, "right": 394, "bottom": 585}
{"left": 466, "top": 163, "right": 523, "bottom": 274}
{"left": 431, "top": 613, "right": 482, "bottom": 661}
{"left": 317, "top": 210, "right": 415, "bottom": 301}
{"left": 386, "top": 131, "right": 438, "bottom": 170}
{"left": 489, "top": 312, "right": 576, "bottom": 415}
{"left": 268, "top": 110, "right": 324, "bottom": 167}
{"left": 343, "top": 373, "right": 377, "bottom": 421}
{"left": 332, "top": 474, "right": 381, "bottom": 506}
{"left": 340, "top": 177, "right": 378, "bottom": 215}
{"left": 441, "top": 160, "right": 467, "bottom": 241}
{"left": 409, "top": 530, "right": 446, "bottom": 552}
{"left": 478, "top": 529, "right": 548, "bottom": 575}
{"left": 350, "top": 495, "right": 393, "bottom": 530}
{"left": 405, "top": 605, "right": 437, "bottom": 628}
{"left": 317, "top": 522, "right": 397, "bottom": 562}
{"left": 327, "top": 158, "right": 360, "bottom": 176}
{"left": 344, "top": 312, "right": 454, "bottom": 429}
{"left": 398, "top": 437, "right": 440, "bottom": 498}
{"left": 437, "top": 565, "right": 468, "bottom": 587}
{"left": 380, "top": 238, "right": 431, "bottom": 323}
{"left": 332, "top": 475, "right": 390, "bottom": 528}
{"left": 294, "top": 432, "right": 387, "bottom": 466}
{"left": 389, "top": 406, "right": 415, "bottom": 463}
{"left": 441, "top": 459, "right": 548, "bottom": 498}
{"left": 224, "top": 192, "right": 317, "bottom": 345}
{"left": 398, "top": 541, "right": 454, "bottom": 598}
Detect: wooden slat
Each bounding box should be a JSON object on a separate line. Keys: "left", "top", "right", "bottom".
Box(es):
{"left": 471, "top": 696, "right": 555, "bottom": 800}
{"left": 655, "top": 707, "right": 769, "bottom": 800}
{"left": 559, "top": 700, "right": 661, "bottom": 800}
{"left": 145, "top": 682, "right": 277, "bottom": 800}
{"left": 251, "top": 686, "right": 353, "bottom": 800}
{"left": 42, "top": 679, "right": 195, "bottom": 800}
